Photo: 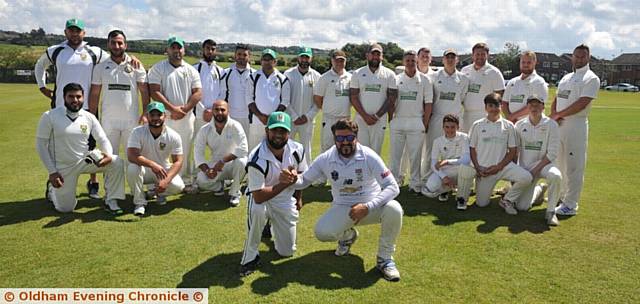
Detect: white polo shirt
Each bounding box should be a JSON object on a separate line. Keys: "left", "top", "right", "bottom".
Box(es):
{"left": 220, "top": 63, "right": 255, "bottom": 119}
{"left": 35, "top": 40, "right": 108, "bottom": 109}
{"left": 313, "top": 69, "right": 352, "bottom": 118}
{"left": 469, "top": 117, "right": 517, "bottom": 167}
{"left": 432, "top": 69, "right": 469, "bottom": 116}
{"left": 461, "top": 63, "right": 505, "bottom": 112}
{"left": 127, "top": 124, "right": 183, "bottom": 169}
{"left": 194, "top": 60, "right": 223, "bottom": 109}
{"left": 92, "top": 54, "right": 147, "bottom": 121}
{"left": 246, "top": 139, "right": 307, "bottom": 208}
{"left": 504, "top": 71, "right": 548, "bottom": 115}
{"left": 36, "top": 108, "right": 112, "bottom": 171}
{"left": 515, "top": 115, "right": 560, "bottom": 170}
{"left": 297, "top": 143, "right": 398, "bottom": 210}
{"left": 350, "top": 65, "right": 397, "bottom": 114}
{"left": 431, "top": 131, "right": 470, "bottom": 178}
{"left": 148, "top": 59, "right": 202, "bottom": 107}
{"left": 245, "top": 69, "right": 291, "bottom": 122}
{"left": 395, "top": 71, "right": 433, "bottom": 118}
{"left": 285, "top": 66, "right": 321, "bottom": 120}
{"left": 194, "top": 118, "right": 248, "bottom": 166}
{"left": 555, "top": 64, "right": 600, "bottom": 118}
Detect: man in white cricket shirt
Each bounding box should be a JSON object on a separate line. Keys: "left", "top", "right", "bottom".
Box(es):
{"left": 193, "top": 39, "right": 224, "bottom": 134}
{"left": 461, "top": 43, "right": 505, "bottom": 132}
{"left": 349, "top": 43, "right": 398, "bottom": 154}
{"left": 501, "top": 51, "right": 548, "bottom": 123}
{"left": 127, "top": 102, "right": 185, "bottom": 216}
{"left": 550, "top": 44, "right": 600, "bottom": 216}
{"left": 37, "top": 83, "right": 125, "bottom": 213}
{"left": 219, "top": 44, "right": 255, "bottom": 139}
{"left": 515, "top": 95, "right": 562, "bottom": 226}
{"left": 194, "top": 100, "right": 248, "bottom": 207}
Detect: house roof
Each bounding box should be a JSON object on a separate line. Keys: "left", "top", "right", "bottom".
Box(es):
{"left": 611, "top": 53, "right": 640, "bottom": 65}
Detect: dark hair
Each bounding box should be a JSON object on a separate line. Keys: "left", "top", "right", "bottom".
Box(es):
{"left": 202, "top": 39, "right": 217, "bottom": 48}
{"left": 403, "top": 50, "right": 417, "bottom": 57}
{"left": 235, "top": 44, "right": 250, "bottom": 52}
{"left": 484, "top": 92, "right": 501, "bottom": 105}
{"left": 472, "top": 42, "right": 489, "bottom": 53}
{"left": 331, "top": 119, "right": 358, "bottom": 136}
{"left": 574, "top": 44, "right": 590, "bottom": 54}
{"left": 107, "top": 30, "right": 126, "bottom": 42}
{"left": 63, "top": 83, "right": 83, "bottom": 96}
{"left": 442, "top": 114, "right": 460, "bottom": 125}
{"left": 417, "top": 47, "right": 431, "bottom": 55}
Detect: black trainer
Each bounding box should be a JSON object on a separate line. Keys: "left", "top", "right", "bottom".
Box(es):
{"left": 240, "top": 255, "right": 261, "bottom": 277}
{"left": 262, "top": 222, "right": 272, "bottom": 239}
{"left": 87, "top": 180, "right": 100, "bottom": 199}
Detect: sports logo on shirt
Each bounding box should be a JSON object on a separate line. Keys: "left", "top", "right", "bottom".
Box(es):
{"left": 331, "top": 170, "right": 339, "bottom": 181}
{"left": 364, "top": 84, "right": 382, "bottom": 92}
{"left": 80, "top": 53, "right": 88, "bottom": 61}
{"left": 124, "top": 64, "right": 133, "bottom": 73}
{"left": 380, "top": 170, "right": 391, "bottom": 179}
{"left": 557, "top": 90, "right": 571, "bottom": 99}
{"left": 308, "top": 80, "right": 314, "bottom": 87}
{"left": 343, "top": 179, "right": 353, "bottom": 185}
{"left": 355, "top": 168, "right": 363, "bottom": 181}
{"left": 439, "top": 92, "right": 456, "bottom": 101}
{"left": 468, "top": 83, "right": 481, "bottom": 93}
{"left": 159, "top": 142, "right": 166, "bottom": 150}
{"left": 80, "top": 124, "right": 88, "bottom": 134}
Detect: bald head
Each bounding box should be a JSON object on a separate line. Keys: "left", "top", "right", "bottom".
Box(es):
{"left": 212, "top": 99, "right": 229, "bottom": 124}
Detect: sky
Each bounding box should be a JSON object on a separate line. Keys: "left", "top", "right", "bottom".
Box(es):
{"left": 0, "top": 0, "right": 638, "bottom": 59}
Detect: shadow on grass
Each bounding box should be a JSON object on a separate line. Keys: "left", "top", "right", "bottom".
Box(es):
{"left": 0, "top": 191, "right": 238, "bottom": 228}
{"left": 177, "top": 249, "right": 380, "bottom": 294}
{"left": 397, "top": 187, "right": 561, "bottom": 234}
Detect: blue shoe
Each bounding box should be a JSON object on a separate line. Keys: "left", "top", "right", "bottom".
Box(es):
{"left": 376, "top": 257, "right": 401, "bottom": 282}
{"left": 555, "top": 204, "right": 577, "bottom": 216}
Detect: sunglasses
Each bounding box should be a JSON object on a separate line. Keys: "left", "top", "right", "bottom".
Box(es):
{"left": 335, "top": 135, "right": 356, "bottom": 142}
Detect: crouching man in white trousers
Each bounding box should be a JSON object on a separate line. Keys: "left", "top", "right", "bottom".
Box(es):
{"left": 281, "top": 119, "right": 403, "bottom": 282}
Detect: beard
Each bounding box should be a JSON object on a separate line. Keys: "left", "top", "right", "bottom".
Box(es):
{"left": 214, "top": 114, "right": 227, "bottom": 124}
{"left": 149, "top": 120, "right": 164, "bottom": 128}
{"left": 299, "top": 61, "right": 310, "bottom": 69}
{"left": 64, "top": 102, "right": 82, "bottom": 113}
{"left": 268, "top": 137, "right": 287, "bottom": 150}
{"left": 368, "top": 60, "right": 380, "bottom": 69}
{"left": 338, "top": 143, "right": 355, "bottom": 158}
{"left": 204, "top": 54, "right": 216, "bottom": 63}
{"left": 110, "top": 49, "right": 125, "bottom": 58}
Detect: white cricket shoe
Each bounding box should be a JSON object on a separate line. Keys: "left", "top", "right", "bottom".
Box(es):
{"left": 335, "top": 228, "right": 359, "bottom": 256}
{"left": 229, "top": 196, "right": 240, "bottom": 207}
{"left": 134, "top": 205, "right": 146, "bottom": 216}
{"left": 376, "top": 257, "right": 401, "bottom": 282}
{"left": 499, "top": 199, "right": 518, "bottom": 215}
{"left": 545, "top": 211, "right": 559, "bottom": 226}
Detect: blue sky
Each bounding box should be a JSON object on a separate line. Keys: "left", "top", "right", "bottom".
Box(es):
{"left": 1, "top": 0, "right": 638, "bottom": 59}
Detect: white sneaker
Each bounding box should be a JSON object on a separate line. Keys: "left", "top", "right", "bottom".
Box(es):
{"left": 376, "top": 257, "right": 401, "bottom": 282}
{"left": 499, "top": 199, "right": 518, "bottom": 215}
{"left": 456, "top": 197, "right": 467, "bottom": 210}
{"left": 533, "top": 183, "right": 548, "bottom": 206}
{"left": 134, "top": 205, "right": 146, "bottom": 216}
{"left": 104, "top": 199, "right": 123, "bottom": 215}
{"left": 545, "top": 211, "right": 559, "bottom": 226}
{"left": 156, "top": 196, "right": 167, "bottom": 205}
{"left": 555, "top": 204, "right": 577, "bottom": 216}
{"left": 335, "top": 228, "right": 359, "bottom": 256}
{"left": 229, "top": 196, "right": 240, "bottom": 207}
{"left": 438, "top": 192, "right": 449, "bottom": 202}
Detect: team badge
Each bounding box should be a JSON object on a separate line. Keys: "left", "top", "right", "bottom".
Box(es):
{"left": 80, "top": 124, "right": 88, "bottom": 134}
{"left": 331, "top": 170, "right": 339, "bottom": 181}
{"left": 159, "top": 142, "right": 166, "bottom": 150}
{"left": 80, "top": 53, "right": 88, "bottom": 61}
{"left": 124, "top": 64, "right": 133, "bottom": 73}
{"left": 308, "top": 80, "right": 314, "bottom": 87}
{"left": 355, "top": 168, "right": 363, "bottom": 181}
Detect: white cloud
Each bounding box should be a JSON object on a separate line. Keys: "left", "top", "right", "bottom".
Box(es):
{"left": 0, "top": 0, "right": 637, "bottom": 58}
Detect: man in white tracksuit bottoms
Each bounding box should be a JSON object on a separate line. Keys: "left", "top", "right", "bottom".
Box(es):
{"left": 463, "top": 93, "right": 532, "bottom": 215}
{"left": 550, "top": 44, "right": 600, "bottom": 216}
{"left": 281, "top": 119, "right": 403, "bottom": 282}
{"left": 515, "top": 95, "right": 562, "bottom": 225}
{"left": 389, "top": 50, "right": 433, "bottom": 193}
{"left": 240, "top": 112, "right": 306, "bottom": 277}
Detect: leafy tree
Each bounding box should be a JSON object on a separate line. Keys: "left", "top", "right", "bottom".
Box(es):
{"left": 494, "top": 42, "right": 521, "bottom": 78}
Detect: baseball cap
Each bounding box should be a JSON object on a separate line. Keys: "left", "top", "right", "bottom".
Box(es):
{"left": 262, "top": 48, "right": 278, "bottom": 59}
{"left": 65, "top": 18, "right": 85, "bottom": 30}
{"left": 298, "top": 46, "right": 313, "bottom": 57}
{"left": 527, "top": 94, "right": 545, "bottom": 104}
{"left": 167, "top": 36, "right": 185, "bottom": 48}
{"left": 443, "top": 48, "right": 457, "bottom": 56}
{"left": 267, "top": 111, "right": 291, "bottom": 132}
{"left": 369, "top": 43, "right": 383, "bottom": 53}
{"left": 147, "top": 102, "right": 166, "bottom": 113}
{"left": 331, "top": 50, "right": 347, "bottom": 60}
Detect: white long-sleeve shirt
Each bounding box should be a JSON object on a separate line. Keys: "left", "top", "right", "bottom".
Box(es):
{"left": 194, "top": 60, "right": 223, "bottom": 109}
{"left": 219, "top": 63, "right": 255, "bottom": 119}
{"left": 194, "top": 118, "right": 248, "bottom": 166}
{"left": 245, "top": 69, "right": 291, "bottom": 123}
{"left": 284, "top": 66, "right": 321, "bottom": 121}
{"left": 431, "top": 131, "right": 471, "bottom": 178}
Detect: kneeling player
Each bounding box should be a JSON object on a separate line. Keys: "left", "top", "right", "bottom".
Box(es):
{"left": 515, "top": 95, "right": 562, "bottom": 225}
{"left": 421, "top": 114, "right": 475, "bottom": 210}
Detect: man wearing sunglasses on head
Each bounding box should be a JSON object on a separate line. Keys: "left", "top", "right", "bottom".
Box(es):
{"left": 279, "top": 119, "right": 403, "bottom": 282}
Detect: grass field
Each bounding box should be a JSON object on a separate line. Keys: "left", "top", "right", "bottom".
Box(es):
{"left": 0, "top": 83, "right": 639, "bottom": 303}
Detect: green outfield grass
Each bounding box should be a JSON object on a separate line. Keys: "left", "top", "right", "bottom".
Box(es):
{"left": 0, "top": 84, "right": 638, "bottom": 303}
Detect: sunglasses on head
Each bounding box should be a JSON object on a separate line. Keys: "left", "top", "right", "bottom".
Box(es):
{"left": 335, "top": 134, "right": 356, "bottom": 142}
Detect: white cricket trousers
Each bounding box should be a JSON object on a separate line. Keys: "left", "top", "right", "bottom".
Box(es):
{"left": 423, "top": 164, "right": 476, "bottom": 200}
{"left": 248, "top": 121, "right": 266, "bottom": 151}
{"left": 291, "top": 120, "right": 314, "bottom": 163}
{"left": 516, "top": 164, "right": 562, "bottom": 212}
{"left": 102, "top": 119, "right": 137, "bottom": 156}
{"left": 462, "top": 110, "right": 484, "bottom": 133}
{"left": 314, "top": 200, "right": 403, "bottom": 260}
{"left": 195, "top": 157, "right": 247, "bottom": 197}
{"left": 167, "top": 113, "right": 195, "bottom": 184}
{"left": 49, "top": 157, "right": 126, "bottom": 213}
{"left": 390, "top": 117, "right": 425, "bottom": 190}
{"left": 557, "top": 117, "right": 588, "bottom": 210}
{"left": 241, "top": 196, "right": 299, "bottom": 264}
{"left": 355, "top": 113, "right": 387, "bottom": 154}
{"left": 231, "top": 115, "right": 250, "bottom": 145}
{"left": 468, "top": 162, "right": 533, "bottom": 207}
{"left": 321, "top": 114, "right": 350, "bottom": 152}
{"left": 126, "top": 163, "right": 185, "bottom": 206}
